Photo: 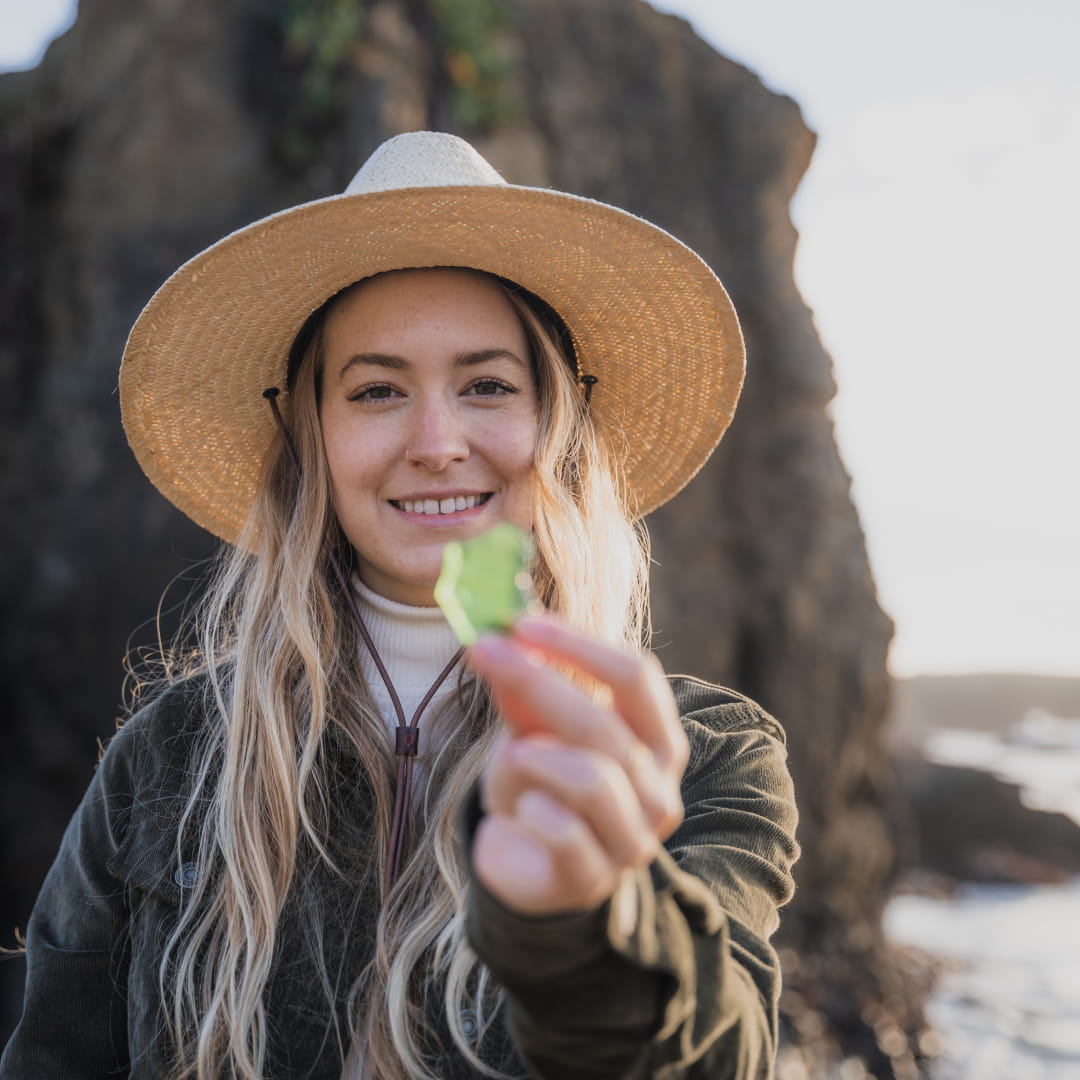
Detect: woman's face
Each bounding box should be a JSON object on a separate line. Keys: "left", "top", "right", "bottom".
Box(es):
{"left": 318, "top": 268, "right": 539, "bottom": 605}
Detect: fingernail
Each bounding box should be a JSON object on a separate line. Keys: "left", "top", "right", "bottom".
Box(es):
{"left": 470, "top": 634, "right": 516, "bottom": 664}
{"left": 506, "top": 740, "right": 535, "bottom": 767}
{"left": 518, "top": 789, "right": 569, "bottom": 831}
{"left": 514, "top": 616, "right": 555, "bottom": 643}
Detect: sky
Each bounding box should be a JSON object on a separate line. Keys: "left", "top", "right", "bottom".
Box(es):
{"left": 2, "top": 0, "right": 1078, "bottom": 678}
{"left": 645, "top": 0, "right": 1080, "bottom": 680}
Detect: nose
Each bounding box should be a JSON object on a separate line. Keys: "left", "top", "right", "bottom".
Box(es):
{"left": 404, "top": 395, "right": 469, "bottom": 472}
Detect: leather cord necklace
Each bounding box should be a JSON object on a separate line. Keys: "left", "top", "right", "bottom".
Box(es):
{"left": 264, "top": 388, "right": 464, "bottom": 893}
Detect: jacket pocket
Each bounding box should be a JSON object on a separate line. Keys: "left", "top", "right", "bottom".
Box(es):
{"left": 107, "top": 814, "right": 200, "bottom": 905}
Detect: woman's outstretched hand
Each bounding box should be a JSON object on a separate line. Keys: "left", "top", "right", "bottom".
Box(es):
{"left": 465, "top": 615, "right": 689, "bottom": 916}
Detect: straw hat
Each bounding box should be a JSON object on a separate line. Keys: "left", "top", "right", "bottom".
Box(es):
{"left": 120, "top": 131, "right": 744, "bottom": 542}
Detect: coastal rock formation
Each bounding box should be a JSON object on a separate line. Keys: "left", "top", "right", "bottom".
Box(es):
{"left": 0, "top": 0, "right": 908, "bottom": 1070}
{"left": 893, "top": 753, "right": 1080, "bottom": 884}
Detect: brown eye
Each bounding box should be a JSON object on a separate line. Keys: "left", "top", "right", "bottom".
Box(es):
{"left": 348, "top": 383, "right": 400, "bottom": 403}
{"left": 467, "top": 379, "right": 515, "bottom": 397}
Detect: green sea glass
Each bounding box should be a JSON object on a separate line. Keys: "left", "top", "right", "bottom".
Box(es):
{"left": 435, "top": 523, "right": 535, "bottom": 645}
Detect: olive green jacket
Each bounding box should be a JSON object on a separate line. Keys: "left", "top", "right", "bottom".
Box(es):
{"left": 0, "top": 675, "right": 798, "bottom": 1078}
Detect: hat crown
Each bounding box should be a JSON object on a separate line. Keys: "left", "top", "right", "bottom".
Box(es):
{"left": 343, "top": 131, "right": 506, "bottom": 196}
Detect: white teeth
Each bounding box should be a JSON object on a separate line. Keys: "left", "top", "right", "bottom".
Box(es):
{"left": 398, "top": 494, "right": 486, "bottom": 514}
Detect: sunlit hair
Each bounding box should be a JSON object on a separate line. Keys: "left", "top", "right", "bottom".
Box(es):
{"left": 156, "top": 269, "right": 650, "bottom": 1079}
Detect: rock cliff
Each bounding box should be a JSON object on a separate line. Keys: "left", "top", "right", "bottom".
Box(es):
{"left": 0, "top": 0, "right": 915, "bottom": 1072}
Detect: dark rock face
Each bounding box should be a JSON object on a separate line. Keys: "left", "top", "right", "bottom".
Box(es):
{"left": 893, "top": 752, "right": 1080, "bottom": 885}
{"left": 0, "top": 0, "right": 907, "bottom": 1070}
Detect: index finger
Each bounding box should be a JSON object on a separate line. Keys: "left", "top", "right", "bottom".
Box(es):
{"left": 467, "top": 636, "right": 632, "bottom": 757}
{"left": 510, "top": 616, "right": 686, "bottom": 769}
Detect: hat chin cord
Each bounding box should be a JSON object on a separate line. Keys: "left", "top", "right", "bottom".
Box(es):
{"left": 263, "top": 388, "right": 464, "bottom": 895}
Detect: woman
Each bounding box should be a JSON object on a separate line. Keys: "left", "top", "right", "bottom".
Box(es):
{"left": 1, "top": 132, "right": 798, "bottom": 1079}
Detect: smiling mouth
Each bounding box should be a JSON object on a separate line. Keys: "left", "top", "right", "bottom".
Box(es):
{"left": 391, "top": 493, "right": 493, "bottom": 515}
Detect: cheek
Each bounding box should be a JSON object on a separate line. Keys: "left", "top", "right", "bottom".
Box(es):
{"left": 496, "top": 417, "right": 539, "bottom": 479}
{"left": 319, "top": 421, "right": 351, "bottom": 496}
{"left": 498, "top": 423, "right": 540, "bottom": 520}
{"left": 320, "top": 408, "right": 384, "bottom": 482}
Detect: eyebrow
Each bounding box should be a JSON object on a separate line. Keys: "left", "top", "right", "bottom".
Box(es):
{"left": 336, "top": 348, "right": 528, "bottom": 380}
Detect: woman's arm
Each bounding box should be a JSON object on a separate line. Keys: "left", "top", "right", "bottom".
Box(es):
{"left": 0, "top": 715, "right": 143, "bottom": 1077}
{"left": 464, "top": 620, "right": 799, "bottom": 1079}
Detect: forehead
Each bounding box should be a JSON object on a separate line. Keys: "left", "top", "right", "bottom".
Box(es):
{"left": 324, "top": 268, "right": 523, "bottom": 338}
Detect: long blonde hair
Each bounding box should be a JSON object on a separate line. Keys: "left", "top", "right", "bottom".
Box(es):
{"left": 157, "top": 271, "right": 650, "bottom": 1079}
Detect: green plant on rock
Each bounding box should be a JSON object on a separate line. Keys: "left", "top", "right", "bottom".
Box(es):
{"left": 278, "top": 0, "right": 366, "bottom": 166}
{"left": 274, "top": 0, "right": 522, "bottom": 161}
{"left": 429, "top": 0, "right": 522, "bottom": 132}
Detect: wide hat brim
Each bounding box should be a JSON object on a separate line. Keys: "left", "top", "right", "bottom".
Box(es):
{"left": 121, "top": 171, "right": 744, "bottom": 544}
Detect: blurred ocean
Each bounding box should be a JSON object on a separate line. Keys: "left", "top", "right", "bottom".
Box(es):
{"left": 885, "top": 709, "right": 1080, "bottom": 1079}
{"left": 922, "top": 709, "right": 1080, "bottom": 826}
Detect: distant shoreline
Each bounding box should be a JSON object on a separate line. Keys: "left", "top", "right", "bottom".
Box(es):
{"left": 888, "top": 673, "right": 1080, "bottom": 751}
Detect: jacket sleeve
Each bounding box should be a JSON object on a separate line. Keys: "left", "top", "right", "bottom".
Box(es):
{"left": 464, "top": 678, "right": 800, "bottom": 1080}
{"left": 0, "top": 712, "right": 146, "bottom": 1078}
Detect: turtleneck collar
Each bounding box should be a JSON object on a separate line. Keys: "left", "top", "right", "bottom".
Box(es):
{"left": 350, "top": 575, "right": 463, "bottom": 738}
